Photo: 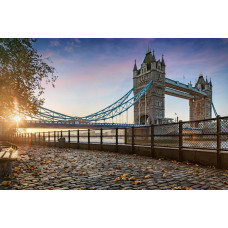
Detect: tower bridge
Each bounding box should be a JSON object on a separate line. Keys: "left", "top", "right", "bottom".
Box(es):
{"left": 3, "top": 48, "right": 218, "bottom": 129}
{"left": 133, "top": 48, "right": 212, "bottom": 124}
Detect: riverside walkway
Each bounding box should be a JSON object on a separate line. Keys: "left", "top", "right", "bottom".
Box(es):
{"left": 1, "top": 145, "right": 228, "bottom": 190}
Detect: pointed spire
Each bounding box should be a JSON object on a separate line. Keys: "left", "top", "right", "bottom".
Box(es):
{"left": 210, "top": 77, "right": 212, "bottom": 86}
{"left": 153, "top": 49, "right": 155, "bottom": 57}
{"left": 206, "top": 75, "right": 208, "bottom": 83}
{"left": 133, "top": 59, "right": 137, "bottom": 71}
{"left": 161, "top": 54, "right": 165, "bottom": 66}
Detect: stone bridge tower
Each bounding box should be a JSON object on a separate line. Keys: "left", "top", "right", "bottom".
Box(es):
{"left": 189, "top": 74, "right": 212, "bottom": 121}
{"left": 133, "top": 49, "right": 166, "bottom": 124}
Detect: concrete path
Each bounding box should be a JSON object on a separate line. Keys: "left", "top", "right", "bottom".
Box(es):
{"left": 1, "top": 145, "right": 228, "bottom": 190}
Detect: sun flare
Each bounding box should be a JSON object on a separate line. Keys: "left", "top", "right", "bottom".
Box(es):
{"left": 13, "top": 116, "right": 21, "bottom": 122}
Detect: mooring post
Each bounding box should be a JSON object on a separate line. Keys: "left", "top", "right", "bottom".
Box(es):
{"left": 217, "top": 115, "right": 221, "bottom": 168}
{"left": 178, "top": 121, "right": 183, "bottom": 162}
{"left": 151, "top": 124, "right": 154, "bottom": 158}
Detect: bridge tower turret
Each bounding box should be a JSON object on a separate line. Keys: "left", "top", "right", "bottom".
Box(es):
{"left": 189, "top": 74, "right": 212, "bottom": 121}
{"left": 133, "top": 49, "right": 165, "bottom": 124}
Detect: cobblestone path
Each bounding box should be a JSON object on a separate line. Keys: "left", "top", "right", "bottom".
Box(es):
{"left": 1, "top": 145, "right": 228, "bottom": 190}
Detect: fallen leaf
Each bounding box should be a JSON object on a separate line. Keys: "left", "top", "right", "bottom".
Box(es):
{"left": 108, "top": 172, "right": 113, "bottom": 176}
{"left": 129, "top": 176, "right": 135, "bottom": 181}
{"left": 134, "top": 180, "right": 141, "bottom": 185}
{"left": 14, "top": 173, "right": 19, "bottom": 177}
{"left": 182, "top": 186, "right": 194, "bottom": 190}
{"left": 65, "top": 169, "right": 70, "bottom": 173}
{"left": 115, "top": 177, "right": 121, "bottom": 181}
{"left": 117, "top": 165, "right": 122, "bottom": 170}
{"left": 163, "top": 173, "right": 167, "bottom": 178}
{"left": 145, "top": 175, "right": 150, "bottom": 179}
{"left": 121, "top": 173, "right": 128, "bottom": 179}
{"left": 1, "top": 181, "right": 11, "bottom": 186}
{"left": 162, "top": 168, "right": 169, "bottom": 173}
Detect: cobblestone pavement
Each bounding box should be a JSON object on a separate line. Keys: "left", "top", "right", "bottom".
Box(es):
{"left": 1, "top": 145, "right": 228, "bottom": 190}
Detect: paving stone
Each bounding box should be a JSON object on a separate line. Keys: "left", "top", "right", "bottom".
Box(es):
{"left": 1, "top": 145, "right": 227, "bottom": 190}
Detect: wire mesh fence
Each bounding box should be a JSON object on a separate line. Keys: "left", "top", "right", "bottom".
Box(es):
{"left": 5, "top": 116, "right": 228, "bottom": 168}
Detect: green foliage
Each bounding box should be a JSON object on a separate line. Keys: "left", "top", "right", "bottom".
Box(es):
{"left": 0, "top": 38, "right": 57, "bottom": 119}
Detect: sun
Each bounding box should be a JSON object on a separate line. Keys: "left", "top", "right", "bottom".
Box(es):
{"left": 13, "top": 116, "right": 21, "bottom": 122}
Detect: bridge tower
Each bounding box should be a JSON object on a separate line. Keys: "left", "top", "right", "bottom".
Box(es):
{"left": 189, "top": 74, "right": 212, "bottom": 121}
{"left": 133, "top": 48, "right": 166, "bottom": 124}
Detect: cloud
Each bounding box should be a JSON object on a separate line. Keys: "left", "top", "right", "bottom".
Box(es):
{"left": 49, "top": 39, "right": 60, "bottom": 47}
{"left": 64, "top": 39, "right": 81, "bottom": 52}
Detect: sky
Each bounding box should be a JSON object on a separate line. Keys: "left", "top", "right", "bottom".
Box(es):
{"left": 35, "top": 38, "right": 228, "bottom": 122}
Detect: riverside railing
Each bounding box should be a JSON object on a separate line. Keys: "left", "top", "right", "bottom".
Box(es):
{"left": 4, "top": 116, "right": 228, "bottom": 168}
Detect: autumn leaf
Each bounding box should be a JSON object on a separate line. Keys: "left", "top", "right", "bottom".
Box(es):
{"left": 121, "top": 173, "right": 128, "bottom": 179}
{"left": 194, "top": 168, "right": 199, "bottom": 172}
{"left": 129, "top": 176, "right": 135, "bottom": 181}
{"left": 134, "top": 180, "right": 141, "bottom": 185}
{"left": 65, "top": 169, "right": 70, "bottom": 173}
{"left": 195, "top": 164, "right": 199, "bottom": 167}
{"left": 163, "top": 173, "right": 167, "bottom": 178}
{"left": 60, "top": 177, "right": 71, "bottom": 182}
{"left": 78, "top": 172, "right": 83, "bottom": 175}
{"left": 108, "top": 172, "right": 113, "bottom": 176}
{"left": 140, "top": 162, "right": 144, "bottom": 165}
{"left": 182, "top": 186, "right": 194, "bottom": 190}
{"left": 33, "top": 172, "right": 41, "bottom": 176}
{"left": 14, "top": 173, "right": 19, "bottom": 177}
{"left": 117, "top": 165, "right": 122, "bottom": 170}
{"left": 162, "top": 168, "right": 169, "bottom": 173}
{"left": 1, "top": 181, "right": 11, "bottom": 186}
{"left": 144, "top": 175, "right": 150, "bottom": 179}
{"left": 115, "top": 177, "right": 121, "bottom": 181}
{"left": 171, "top": 186, "right": 182, "bottom": 190}
{"left": 89, "top": 186, "right": 96, "bottom": 190}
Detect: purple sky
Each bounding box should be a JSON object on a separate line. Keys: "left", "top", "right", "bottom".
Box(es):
{"left": 35, "top": 38, "right": 228, "bottom": 122}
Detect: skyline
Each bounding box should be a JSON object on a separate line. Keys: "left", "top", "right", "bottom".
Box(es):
{"left": 36, "top": 38, "right": 228, "bottom": 122}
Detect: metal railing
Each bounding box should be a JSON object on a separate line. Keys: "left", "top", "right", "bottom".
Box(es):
{"left": 4, "top": 115, "right": 228, "bottom": 168}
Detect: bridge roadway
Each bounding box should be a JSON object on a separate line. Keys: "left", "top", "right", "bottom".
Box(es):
{"left": 165, "top": 78, "right": 207, "bottom": 99}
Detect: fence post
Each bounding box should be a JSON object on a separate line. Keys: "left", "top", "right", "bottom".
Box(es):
{"left": 77, "top": 129, "right": 80, "bottom": 148}
{"left": 217, "top": 115, "right": 221, "bottom": 168}
{"left": 100, "top": 128, "right": 103, "bottom": 150}
{"left": 54, "top": 131, "right": 56, "bottom": 145}
{"left": 124, "top": 128, "right": 127, "bottom": 144}
{"left": 116, "top": 128, "right": 118, "bottom": 152}
{"left": 31, "top": 133, "right": 33, "bottom": 145}
{"left": 88, "top": 129, "right": 90, "bottom": 149}
{"left": 151, "top": 124, "right": 154, "bottom": 157}
{"left": 43, "top": 132, "right": 45, "bottom": 145}
{"left": 48, "top": 131, "right": 50, "bottom": 145}
{"left": 35, "top": 133, "right": 37, "bottom": 144}
{"left": 178, "top": 121, "right": 183, "bottom": 162}
{"left": 132, "top": 126, "right": 135, "bottom": 154}
{"left": 68, "top": 130, "right": 71, "bottom": 144}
